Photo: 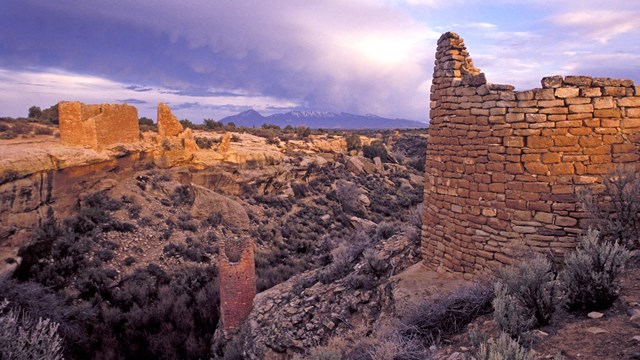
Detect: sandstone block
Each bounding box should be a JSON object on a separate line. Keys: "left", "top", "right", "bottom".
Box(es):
{"left": 622, "top": 118, "right": 640, "bottom": 128}
{"left": 614, "top": 153, "right": 640, "bottom": 162}
{"left": 504, "top": 136, "right": 524, "bottom": 147}
{"left": 506, "top": 113, "right": 525, "bottom": 122}
{"left": 534, "top": 88, "right": 556, "bottom": 100}
{"left": 555, "top": 216, "right": 578, "bottom": 227}
{"left": 593, "top": 97, "right": 615, "bottom": 109}
{"left": 569, "top": 104, "right": 594, "bottom": 113}
{"left": 516, "top": 90, "right": 535, "bottom": 101}
{"left": 527, "top": 136, "right": 553, "bottom": 148}
{"left": 534, "top": 212, "right": 554, "bottom": 224}
{"left": 627, "top": 108, "right": 640, "bottom": 117}
{"left": 542, "top": 153, "right": 561, "bottom": 163}
{"left": 568, "top": 127, "right": 592, "bottom": 136}
{"left": 574, "top": 175, "right": 599, "bottom": 185}
{"left": 512, "top": 225, "right": 537, "bottom": 234}
{"left": 593, "top": 77, "right": 627, "bottom": 87}
{"left": 518, "top": 100, "right": 538, "bottom": 107}
{"left": 505, "top": 163, "right": 524, "bottom": 174}
{"left": 157, "top": 102, "right": 184, "bottom": 137}
{"left": 564, "top": 76, "right": 593, "bottom": 87}
{"left": 555, "top": 87, "right": 580, "bottom": 98}
{"left": 540, "top": 107, "right": 569, "bottom": 115}
{"left": 542, "top": 76, "right": 563, "bottom": 89}
{"left": 565, "top": 97, "right": 592, "bottom": 105}
{"left": 525, "top": 162, "right": 549, "bottom": 175}
{"left": 556, "top": 120, "right": 582, "bottom": 127}
{"left": 582, "top": 88, "right": 602, "bottom": 97}
{"left": 603, "top": 87, "right": 627, "bottom": 96}
{"left": 550, "top": 163, "right": 574, "bottom": 175}
{"left": 525, "top": 114, "right": 547, "bottom": 123}
{"left": 539, "top": 100, "right": 565, "bottom": 108}
{"left": 567, "top": 113, "right": 593, "bottom": 120}
{"left": 612, "top": 143, "right": 636, "bottom": 153}
{"left": 579, "top": 136, "right": 603, "bottom": 148}
{"left": 618, "top": 97, "right": 640, "bottom": 107}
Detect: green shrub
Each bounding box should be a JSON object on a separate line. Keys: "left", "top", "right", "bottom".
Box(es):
{"left": 195, "top": 136, "right": 215, "bottom": 149}
{"left": 335, "top": 180, "right": 362, "bottom": 215}
{"left": 362, "top": 140, "right": 389, "bottom": 162}
{"left": 560, "top": 228, "right": 629, "bottom": 311}
{"left": 476, "top": 333, "right": 534, "bottom": 360}
{"left": 493, "top": 254, "right": 557, "bottom": 333}
{"left": 346, "top": 134, "right": 362, "bottom": 152}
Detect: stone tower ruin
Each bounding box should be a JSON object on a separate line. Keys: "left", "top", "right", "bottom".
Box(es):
{"left": 219, "top": 236, "right": 256, "bottom": 334}
{"left": 58, "top": 101, "right": 139, "bottom": 150}
{"left": 422, "top": 32, "right": 640, "bottom": 277}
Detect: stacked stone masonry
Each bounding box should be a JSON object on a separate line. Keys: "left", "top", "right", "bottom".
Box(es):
{"left": 219, "top": 237, "right": 257, "bottom": 334}
{"left": 58, "top": 101, "right": 139, "bottom": 150}
{"left": 422, "top": 32, "right": 640, "bottom": 276}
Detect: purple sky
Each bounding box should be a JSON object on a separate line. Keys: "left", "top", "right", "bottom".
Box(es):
{"left": 0, "top": 0, "right": 638, "bottom": 122}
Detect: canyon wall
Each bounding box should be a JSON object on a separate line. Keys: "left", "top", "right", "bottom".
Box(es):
{"left": 59, "top": 102, "right": 139, "bottom": 150}
{"left": 422, "top": 32, "right": 640, "bottom": 277}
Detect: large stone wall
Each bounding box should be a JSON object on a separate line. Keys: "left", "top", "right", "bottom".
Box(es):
{"left": 58, "top": 102, "right": 139, "bottom": 150}
{"left": 219, "top": 236, "right": 256, "bottom": 334}
{"left": 422, "top": 32, "right": 640, "bottom": 277}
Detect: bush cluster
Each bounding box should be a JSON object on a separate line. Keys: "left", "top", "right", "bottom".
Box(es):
{"left": 475, "top": 333, "right": 534, "bottom": 360}
{"left": 0, "top": 299, "right": 64, "bottom": 360}
{"left": 400, "top": 283, "right": 494, "bottom": 345}
{"left": 579, "top": 167, "right": 640, "bottom": 248}
{"left": 560, "top": 229, "right": 630, "bottom": 310}
{"left": 492, "top": 255, "right": 557, "bottom": 337}
{"left": 9, "top": 191, "right": 222, "bottom": 359}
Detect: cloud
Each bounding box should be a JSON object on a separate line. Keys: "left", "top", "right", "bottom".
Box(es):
{"left": 0, "top": 68, "right": 301, "bottom": 121}
{"left": 117, "top": 98, "right": 147, "bottom": 104}
{"left": 550, "top": 10, "right": 640, "bottom": 43}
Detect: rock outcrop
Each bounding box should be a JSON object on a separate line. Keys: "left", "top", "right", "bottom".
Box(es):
{"left": 58, "top": 101, "right": 139, "bottom": 150}
{"left": 157, "top": 102, "right": 184, "bottom": 137}
{"left": 242, "top": 230, "right": 420, "bottom": 359}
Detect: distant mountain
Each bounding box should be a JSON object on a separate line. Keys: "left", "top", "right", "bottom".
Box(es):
{"left": 220, "top": 110, "right": 427, "bottom": 129}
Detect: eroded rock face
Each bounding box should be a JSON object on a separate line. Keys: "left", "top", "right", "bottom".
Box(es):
{"left": 157, "top": 102, "right": 184, "bottom": 137}
{"left": 58, "top": 101, "right": 139, "bottom": 150}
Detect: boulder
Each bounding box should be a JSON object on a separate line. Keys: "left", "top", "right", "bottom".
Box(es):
{"left": 346, "top": 156, "right": 376, "bottom": 175}
{"left": 190, "top": 185, "right": 250, "bottom": 230}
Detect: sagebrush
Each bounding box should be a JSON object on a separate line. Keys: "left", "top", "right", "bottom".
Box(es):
{"left": 578, "top": 167, "right": 640, "bottom": 248}
{"left": 0, "top": 299, "right": 64, "bottom": 360}
{"left": 493, "top": 254, "right": 557, "bottom": 335}
{"left": 560, "top": 228, "right": 629, "bottom": 311}
{"left": 475, "top": 333, "right": 534, "bottom": 360}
